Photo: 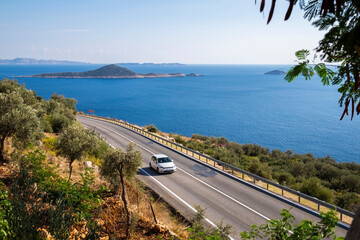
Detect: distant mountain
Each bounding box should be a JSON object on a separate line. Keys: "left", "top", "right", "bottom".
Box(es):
{"left": 26, "top": 64, "right": 200, "bottom": 79}
{"left": 0, "top": 58, "right": 187, "bottom": 66}
{"left": 116, "top": 62, "right": 186, "bottom": 67}
{"left": 264, "top": 70, "right": 287, "bottom": 75}
{"left": 0, "top": 58, "right": 91, "bottom": 65}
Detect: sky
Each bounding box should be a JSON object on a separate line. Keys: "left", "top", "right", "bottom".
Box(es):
{"left": 0, "top": 1, "right": 325, "bottom": 64}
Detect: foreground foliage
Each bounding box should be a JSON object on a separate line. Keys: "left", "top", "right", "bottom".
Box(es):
{"left": 240, "top": 209, "right": 341, "bottom": 240}
{"left": 0, "top": 151, "right": 103, "bottom": 239}
{"left": 283, "top": 1, "right": 360, "bottom": 120}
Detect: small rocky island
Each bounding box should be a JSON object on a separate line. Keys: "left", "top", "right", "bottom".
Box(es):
{"left": 264, "top": 70, "right": 287, "bottom": 75}
{"left": 25, "top": 64, "right": 201, "bottom": 79}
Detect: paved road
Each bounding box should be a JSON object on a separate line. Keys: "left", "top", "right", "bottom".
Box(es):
{"left": 77, "top": 116, "right": 348, "bottom": 239}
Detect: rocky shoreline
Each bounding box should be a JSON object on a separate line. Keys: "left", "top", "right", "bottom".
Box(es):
{"left": 19, "top": 64, "right": 202, "bottom": 79}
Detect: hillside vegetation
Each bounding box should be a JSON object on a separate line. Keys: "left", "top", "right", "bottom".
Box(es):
{"left": 168, "top": 132, "right": 360, "bottom": 212}
{"left": 0, "top": 79, "right": 190, "bottom": 239}
{"left": 0, "top": 79, "right": 347, "bottom": 239}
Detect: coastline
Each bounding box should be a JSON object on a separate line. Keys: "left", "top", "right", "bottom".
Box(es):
{"left": 18, "top": 73, "right": 187, "bottom": 79}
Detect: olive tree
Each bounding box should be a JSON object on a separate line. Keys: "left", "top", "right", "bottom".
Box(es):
{"left": 0, "top": 92, "right": 42, "bottom": 163}
{"left": 56, "top": 124, "right": 97, "bottom": 180}
{"left": 100, "top": 143, "right": 142, "bottom": 239}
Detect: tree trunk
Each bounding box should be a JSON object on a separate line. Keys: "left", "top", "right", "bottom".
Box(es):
{"left": 120, "top": 169, "right": 131, "bottom": 239}
{"left": 346, "top": 207, "right": 360, "bottom": 240}
{"left": 68, "top": 160, "right": 73, "bottom": 181}
{"left": 0, "top": 136, "right": 6, "bottom": 164}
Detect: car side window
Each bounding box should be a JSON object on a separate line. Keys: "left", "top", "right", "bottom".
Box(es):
{"left": 152, "top": 156, "right": 156, "bottom": 162}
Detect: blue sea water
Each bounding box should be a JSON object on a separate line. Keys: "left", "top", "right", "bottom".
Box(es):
{"left": 0, "top": 64, "right": 359, "bottom": 163}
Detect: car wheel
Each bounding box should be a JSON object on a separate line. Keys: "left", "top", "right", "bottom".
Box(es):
{"left": 149, "top": 162, "right": 151, "bottom": 168}
{"left": 157, "top": 167, "right": 160, "bottom": 173}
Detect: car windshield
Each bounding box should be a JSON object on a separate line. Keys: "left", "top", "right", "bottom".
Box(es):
{"left": 158, "top": 157, "right": 172, "bottom": 163}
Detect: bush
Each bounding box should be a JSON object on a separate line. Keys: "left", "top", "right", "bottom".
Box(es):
{"left": 335, "top": 192, "right": 360, "bottom": 212}
{"left": 50, "top": 113, "right": 72, "bottom": 133}
{"left": 240, "top": 209, "right": 339, "bottom": 239}
{"left": 188, "top": 205, "right": 233, "bottom": 240}
{"left": 0, "top": 151, "right": 104, "bottom": 239}
{"left": 174, "top": 135, "right": 186, "bottom": 145}
{"left": 342, "top": 174, "right": 360, "bottom": 193}
{"left": 296, "top": 177, "right": 334, "bottom": 202}
{"left": 247, "top": 158, "right": 272, "bottom": 179}
{"left": 145, "top": 124, "right": 158, "bottom": 133}
{"left": 273, "top": 172, "right": 295, "bottom": 185}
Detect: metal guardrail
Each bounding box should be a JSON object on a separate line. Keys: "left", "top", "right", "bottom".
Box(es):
{"left": 80, "top": 114, "right": 355, "bottom": 225}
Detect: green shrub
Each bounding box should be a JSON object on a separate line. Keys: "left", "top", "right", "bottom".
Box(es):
{"left": 335, "top": 192, "right": 360, "bottom": 212}
{"left": 295, "top": 177, "right": 334, "bottom": 202}
{"left": 240, "top": 209, "right": 339, "bottom": 240}
{"left": 0, "top": 183, "right": 10, "bottom": 239}
{"left": 188, "top": 205, "right": 233, "bottom": 240}
{"left": 145, "top": 124, "right": 158, "bottom": 133}
{"left": 50, "top": 113, "right": 72, "bottom": 133}
{"left": 1, "top": 151, "right": 105, "bottom": 239}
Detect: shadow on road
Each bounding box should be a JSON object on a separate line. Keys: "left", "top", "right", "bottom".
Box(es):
{"left": 191, "top": 164, "right": 217, "bottom": 178}
{"left": 138, "top": 167, "right": 165, "bottom": 177}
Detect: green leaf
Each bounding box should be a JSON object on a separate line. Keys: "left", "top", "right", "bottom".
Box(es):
{"left": 314, "top": 63, "right": 335, "bottom": 85}
{"left": 295, "top": 49, "right": 310, "bottom": 60}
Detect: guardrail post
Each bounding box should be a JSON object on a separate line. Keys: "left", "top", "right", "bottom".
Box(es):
{"left": 84, "top": 114, "right": 356, "bottom": 222}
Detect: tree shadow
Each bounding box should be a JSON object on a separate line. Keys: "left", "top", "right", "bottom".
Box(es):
{"left": 191, "top": 164, "right": 217, "bottom": 178}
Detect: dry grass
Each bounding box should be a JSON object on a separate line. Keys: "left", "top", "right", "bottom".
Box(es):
{"left": 0, "top": 134, "right": 189, "bottom": 240}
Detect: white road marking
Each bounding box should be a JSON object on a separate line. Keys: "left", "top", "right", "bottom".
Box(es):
{"left": 83, "top": 120, "right": 236, "bottom": 239}
{"left": 83, "top": 120, "right": 272, "bottom": 221}
{"left": 177, "top": 168, "right": 270, "bottom": 221}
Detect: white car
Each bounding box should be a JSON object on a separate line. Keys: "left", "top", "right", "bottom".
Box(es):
{"left": 149, "top": 154, "right": 176, "bottom": 173}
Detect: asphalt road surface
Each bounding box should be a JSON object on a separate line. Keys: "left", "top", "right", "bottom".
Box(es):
{"left": 77, "top": 116, "right": 348, "bottom": 239}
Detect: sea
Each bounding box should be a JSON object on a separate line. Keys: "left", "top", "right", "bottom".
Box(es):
{"left": 0, "top": 64, "right": 359, "bottom": 164}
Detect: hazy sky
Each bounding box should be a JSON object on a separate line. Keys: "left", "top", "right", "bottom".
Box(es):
{"left": 0, "top": 1, "right": 324, "bottom": 64}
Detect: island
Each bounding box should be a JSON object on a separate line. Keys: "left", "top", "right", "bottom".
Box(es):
{"left": 23, "top": 64, "right": 201, "bottom": 79}
{"left": 264, "top": 70, "right": 287, "bottom": 75}
{"left": 186, "top": 73, "right": 203, "bottom": 77}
